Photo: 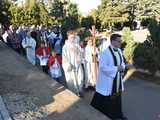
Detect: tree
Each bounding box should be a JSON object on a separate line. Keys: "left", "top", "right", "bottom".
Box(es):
{"left": 89, "top": 9, "right": 101, "bottom": 30}
{"left": 39, "top": 2, "right": 56, "bottom": 25}
{"left": 98, "top": 0, "right": 128, "bottom": 29}
{"left": 50, "top": 0, "right": 67, "bottom": 22}
{"left": 0, "top": 0, "right": 11, "bottom": 25}
{"left": 136, "top": 0, "right": 160, "bottom": 19}
{"left": 61, "top": 2, "right": 80, "bottom": 40}
{"left": 126, "top": 0, "right": 160, "bottom": 28}
{"left": 9, "top": 1, "right": 56, "bottom": 25}
{"left": 81, "top": 16, "right": 94, "bottom": 29}
{"left": 67, "top": 3, "right": 79, "bottom": 19}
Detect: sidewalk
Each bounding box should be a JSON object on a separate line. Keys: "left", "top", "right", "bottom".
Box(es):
{"left": 0, "top": 41, "right": 108, "bottom": 120}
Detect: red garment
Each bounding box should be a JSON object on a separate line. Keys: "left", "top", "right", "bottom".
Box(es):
{"left": 56, "top": 55, "right": 62, "bottom": 64}
{"left": 47, "top": 56, "right": 56, "bottom": 67}
{"left": 36, "top": 47, "right": 50, "bottom": 56}
{"left": 47, "top": 55, "right": 62, "bottom": 67}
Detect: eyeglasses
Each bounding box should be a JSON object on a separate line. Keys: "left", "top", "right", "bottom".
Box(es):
{"left": 113, "top": 40, "right": 121, "bottom": 43}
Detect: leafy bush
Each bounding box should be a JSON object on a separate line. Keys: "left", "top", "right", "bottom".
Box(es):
{"left": 133, "top": 19, "right": 160, "bottom": 75}
{"left": 122, "top": 27, "right": 138, "bottom": 64}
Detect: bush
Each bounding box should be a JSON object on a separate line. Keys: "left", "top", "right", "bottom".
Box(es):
{"left": 122, "top": 27, "right": 138, "bottom": 64}
{"left": 133, "top": 19, "right": 160, "bottom": 75}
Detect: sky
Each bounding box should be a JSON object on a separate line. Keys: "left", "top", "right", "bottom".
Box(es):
{"left": 70, "top": 0, "right": 101, "bottom": 15}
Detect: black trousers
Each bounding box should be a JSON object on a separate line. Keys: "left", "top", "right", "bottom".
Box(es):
{"left": 91, "top": 92, "right": 123, "bottom": 119}
{"left": 42, "top": 66, "right": 49, "bottom": 74}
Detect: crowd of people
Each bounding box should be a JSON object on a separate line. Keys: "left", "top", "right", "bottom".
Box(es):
{"left": 0, "top": 24, "right": 110, "bottom": 92}
{"left": 0, "top": 23, "right": 128, "bottom": 120}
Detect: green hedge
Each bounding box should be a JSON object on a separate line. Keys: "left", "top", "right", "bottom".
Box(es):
{"left": 133, "top": 19, "right": 160, "bottom": 75}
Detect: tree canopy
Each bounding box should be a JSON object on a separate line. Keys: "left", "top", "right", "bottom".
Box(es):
{"left": 98, "top": 0, "right": 128, "bottom": 29}
{"left": 90, "top": 0, "right": 160, "bottom": 29}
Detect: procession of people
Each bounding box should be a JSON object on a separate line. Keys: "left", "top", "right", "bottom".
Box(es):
{"left": 0, "top": 23, "right": 128, "bottom": 120}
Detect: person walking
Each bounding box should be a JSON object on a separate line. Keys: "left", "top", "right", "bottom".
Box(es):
{"left": 91, "top": 34, "right": 127, "bottom": 120}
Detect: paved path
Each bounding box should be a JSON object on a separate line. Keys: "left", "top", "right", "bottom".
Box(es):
{"left": 123, "top": 78, "right": 160, "bottom": 120}
{"left": 82, "top": 77, "right": 160, "bottom": 120}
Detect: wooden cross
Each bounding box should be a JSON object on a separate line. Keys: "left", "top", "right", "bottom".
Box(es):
{"left": 91, "top": 25, "right": 98, "bottom": 84}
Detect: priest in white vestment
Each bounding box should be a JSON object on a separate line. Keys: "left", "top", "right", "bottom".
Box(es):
{"left": 91, "top": 34, "right": 128, "bottom": 120}
{"left": 62, "top": 30, "right": 84, "bottom": 96}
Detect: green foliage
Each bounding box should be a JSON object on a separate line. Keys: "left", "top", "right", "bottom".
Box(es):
{"left": 133, "top": 0, "right": 160, "bottom": 19}
{"left": 133, "top": 19, "right": 160, "bottom": 75}
{"left": 0, "top": 0, "right": 11, "bottom": 25}
{"left": 62, "top": 16, "right": 79, "bottom": 30}
{"left": 77, "top": 27, "right": 92, "bottom": 41}
{"left": 98, "top": 0, "right": 128, "bottom": 29}
{"left": 61, "top": 16, "right": 80, "bottom": 40}
{"left": 67, "top": 3, "right": 79, "bottom": 19}
{"left": 9, "top": 1, "right": 56, "bottom": 25}
{"left": 81, "top": 16, "right": 94, "bottom": 29}
{"left": 89, "top": 0, "right": 160, "bottom": 29}
{"left": 89, "top": 9, "right": 101, "bottom": 30}
{"left": 122, "top": 27, "right": 138, "bottom": 64}
{"left": 126, "top": 0, "right": 160, "bottom": 28}
{"left": 61, "top": 2, "right": 80, "bottom": 40}
{"left": 122, "top": 27, "right": 133, "bottom": 43}
{"left": 50, "top": 0, "right": 65, "bottom": 22}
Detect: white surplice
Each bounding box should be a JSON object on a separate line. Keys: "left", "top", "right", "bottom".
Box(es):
{"left": 22, "top": 36, "right": 36, "bottom": 65}
{"left": 50, "top": 59, "right": 62, "bottom": 78}
{"left": 62, "top": 41, "right": 84, "bottom": 94}
{"left": 84, "top": 45, "right": 97, "bottom": 88}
